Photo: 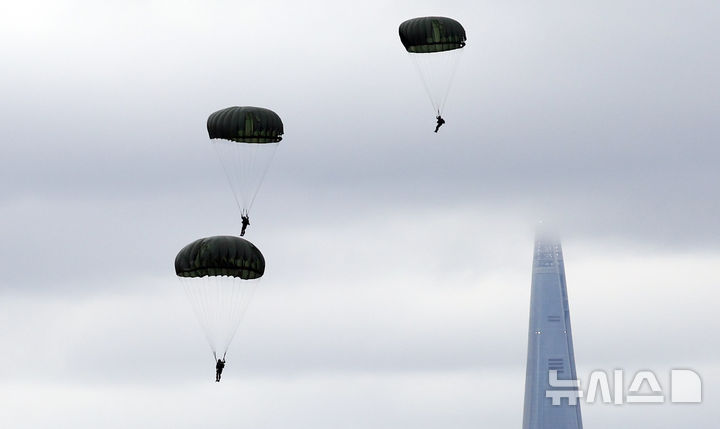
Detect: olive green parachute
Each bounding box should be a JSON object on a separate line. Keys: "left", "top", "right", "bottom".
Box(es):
{"left": 175, "top": 235, "right": 265, "bottom": 279}
{"left": 207, "top": 106, "right": 283, "bottom": 143}
{"left": 399, "top": 17, "right": 466, "bottom": 54}
{"left": 206, "top": 106, "right": 284, "bottom": 221}
{"left": 398, "top": 16, "right": 467, "bottom": 115}
{"left": 175, "top": 235, "right": 265, "bottom": 359}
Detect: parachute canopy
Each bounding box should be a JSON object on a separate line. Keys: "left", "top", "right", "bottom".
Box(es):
{"left": 175, "top": 235, "right": 265, "bottom": 279}
{"left": 399, "top": 16, "right": 466, "bottom": 54}
{"left": 175, "top": 236, "right": 265, "bottom": 359}
{"left": 207, "top": 106, "right": 284, "bottom": 143}
{"left": 206, "top": 106, "right": 283, "bottom": 218}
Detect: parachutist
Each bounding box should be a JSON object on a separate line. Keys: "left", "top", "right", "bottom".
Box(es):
{"left": 215, "top": 358, "right": 226, "bottom": 382}
{"left": 400, "top": 17, "right": 466, "bottom": 119}
{"left": 434, "top": 115, "right": 445, "bottom": 133}
{"left": 240, "top": 215, "right": 250, "bottom": 237}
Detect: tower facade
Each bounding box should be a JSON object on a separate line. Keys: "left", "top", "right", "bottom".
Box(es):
{"left": 522, "top": 238, "right": 583, "bottom": 429}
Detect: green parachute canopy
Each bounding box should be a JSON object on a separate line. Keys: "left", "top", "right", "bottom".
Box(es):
{"left": 207, "top": 106, "right": 284, "bottom": 143}
{"left": 175, "top": 236, "right": 265, "bottom": 279}
{"left": 399, "top": 16, "right": 466, "bottom": 54}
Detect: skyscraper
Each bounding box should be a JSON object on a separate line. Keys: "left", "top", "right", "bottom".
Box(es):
{"left": 522, "top": 237, "right": 583, "bottom": 429}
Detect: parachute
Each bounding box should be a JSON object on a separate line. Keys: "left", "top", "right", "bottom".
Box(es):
{"left": 399, "top": 17, "right": 467, "bottom": 115}
{"left": 175, "top": 235, "right": 265, "bottom": 359}
{"left": 207, "top": 106, "right": 283, "bottom": 223}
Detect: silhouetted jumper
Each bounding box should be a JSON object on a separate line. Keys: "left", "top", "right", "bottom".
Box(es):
{"left": 240, "top": 215, "right": 250, "bottom": 237}
{"left": 215, "top": 359, "right": 226, "bottom": 382}
{"left": 434, "top": 115, "right": 445, "bottom": 133}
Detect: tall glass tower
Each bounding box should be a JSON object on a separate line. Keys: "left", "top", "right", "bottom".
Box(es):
{"left": 522, "top": 237, "right": 584, "bottom": 429}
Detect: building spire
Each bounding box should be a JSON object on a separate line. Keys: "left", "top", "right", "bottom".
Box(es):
{"left": 522, "top": 236, "right": 583, "bottom": 429}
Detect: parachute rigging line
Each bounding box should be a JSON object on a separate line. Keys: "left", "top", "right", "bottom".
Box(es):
{"left": 408, "top": 48, "right": 464, "bottom": 115}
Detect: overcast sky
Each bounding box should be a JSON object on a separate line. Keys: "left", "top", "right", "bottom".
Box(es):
{"left": 1, "top": 1, "right": 718, "bottom": 427}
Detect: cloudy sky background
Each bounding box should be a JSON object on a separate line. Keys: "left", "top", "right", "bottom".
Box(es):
{"left": 1, "top": 0, "right": 718, "bottom": 427}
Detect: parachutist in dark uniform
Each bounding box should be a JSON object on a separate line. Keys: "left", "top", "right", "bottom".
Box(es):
{"left": 215, "top": 359, "right": 226, "bottom": 382}
{"left": 434, "top": 115, "right": 445, "bottom": 133}
{"left": 240, "top": 215, "right": 250, "bottom": 237}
